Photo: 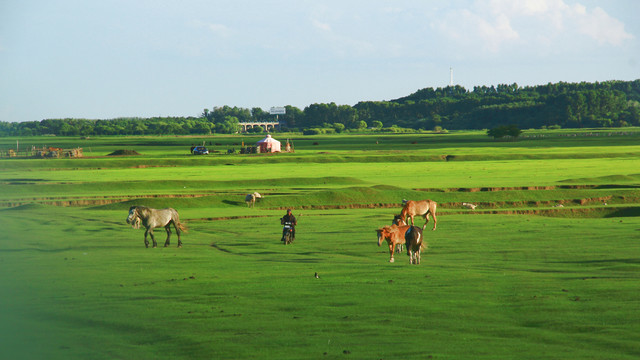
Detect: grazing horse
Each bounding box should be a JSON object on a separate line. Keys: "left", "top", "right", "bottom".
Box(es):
{"left": 400, "top": 199, "right": 438, "bottom": 231}
{"left": 245, "top": 192, "right": 262, "bottom": 208}
{"left": 392, "top": 214, "right": 406, "bottom": 226}
{"left": 377, "top": 224, "right": 422, "bottom": 263}
{"left": 126, "top": 206, "right": 186, "bottom": 248}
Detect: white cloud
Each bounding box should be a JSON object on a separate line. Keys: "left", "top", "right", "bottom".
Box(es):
{"left": 382, "top": 7, "right": 404, "bottom": 14}
{"left": 207, "top": 23, "right": 231, "bottom": 38}
{"left": 488, "top": 0, "right": 633, "bottom": 45}
{"left": 189, "top": 19, "right": 231, "bottom": 38}
{"left": 572, "top": 6, "right": 634, "bottom": 46}
{"left": 436, "top": 6, "right": 519, "bottom": 53}
{"left": 436, "top": 0, "right": 633, "bottom": 55}
{"left": 478, "top": 12, "right": 519, "bottom": 52}
{"left": 312, "top": 19, "right": 332, "bottom": 32}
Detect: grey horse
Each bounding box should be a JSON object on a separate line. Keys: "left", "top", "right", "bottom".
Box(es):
{"left": 126, "top": 206, "right": 186, "bottom": 248}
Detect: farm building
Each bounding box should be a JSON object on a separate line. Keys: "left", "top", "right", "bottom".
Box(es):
{"left": 256, "top": 134, "right": 281, "bottom": 153}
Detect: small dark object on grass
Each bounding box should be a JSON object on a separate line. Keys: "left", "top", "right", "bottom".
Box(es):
{"left": 108, "top": 149, "right": 140, "bottom": 156}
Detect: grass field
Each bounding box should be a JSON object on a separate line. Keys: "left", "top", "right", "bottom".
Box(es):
{"left": 1, "top": 130, "right": 639, "bottom": 359}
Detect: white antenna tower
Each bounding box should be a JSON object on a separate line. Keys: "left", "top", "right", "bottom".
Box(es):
{"left": 449, "top": 67, "right": 453, "bottom": 86}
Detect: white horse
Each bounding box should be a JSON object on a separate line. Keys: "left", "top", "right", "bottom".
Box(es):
{"left": 245, "top": 192, "right": 262, "bottom": 207}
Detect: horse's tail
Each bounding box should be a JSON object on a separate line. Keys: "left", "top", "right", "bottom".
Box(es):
{"left": 171, "top": 209, "right": 188, "bottom": 233}
{"left": 174, "top": 219, "right": 187, "bottom": 233}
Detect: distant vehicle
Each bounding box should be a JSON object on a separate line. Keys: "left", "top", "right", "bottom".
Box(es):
{"left": 192, "top": 146, "right": 209, "bottom": 155}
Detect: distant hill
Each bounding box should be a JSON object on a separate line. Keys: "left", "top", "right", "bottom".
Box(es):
{"left": 352, "top": 80, "right": 640, "bottom": 130}
{"left": 1, "top": 80, "right": 638, "bottom": 136}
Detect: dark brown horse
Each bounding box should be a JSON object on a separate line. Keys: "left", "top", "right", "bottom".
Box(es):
{"left": 400, "top": 199, "right": 438, "bottom": 231}
{"left": 126, "top": 206, "right": 186, "bottom": 248}
{"left": 405, "top": 225, "right": 425, "bottom": 264}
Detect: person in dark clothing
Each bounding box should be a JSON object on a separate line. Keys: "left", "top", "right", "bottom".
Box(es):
{"left": 280, "top": 209, "right": 297, "bottom": 242}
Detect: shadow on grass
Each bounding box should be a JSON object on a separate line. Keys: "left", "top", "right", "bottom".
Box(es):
{"left": 603, "top": 207, "right": 640, "bottom": 218}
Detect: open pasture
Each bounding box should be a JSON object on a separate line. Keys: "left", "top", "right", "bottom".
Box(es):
{"left": 1, "top": 131, "right": 639, "bottom": 359}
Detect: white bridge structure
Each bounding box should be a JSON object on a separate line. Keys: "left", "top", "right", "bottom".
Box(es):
{"left": 239, "top": 121, "right": 283, "bottom": 132}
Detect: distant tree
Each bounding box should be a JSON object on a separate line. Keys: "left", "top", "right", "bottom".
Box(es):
{"left": 216, "top": 116, "right": 240, "bottom": 133}
{"left": 506, "top": 124, "right": 522, "bottom": 137}
{"left": 303, "top": 128, "right": 323, "bottom": 135}
{"left": 488, "top": 125, "right": 521, "bottom": 139}
{"left": 246, "top": 125, "right": 264, "bottom": 133}
{"left": 251, "top": 107, "right": 270, "bottom": 122}
{"left": 281, "top": 105, "right": 304, "bottom": 129}
{"left": 372, "top": 120, "right": 383, "bottom": 129}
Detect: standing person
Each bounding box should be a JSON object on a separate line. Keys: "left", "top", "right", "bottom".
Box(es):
{"left": 280, "top": 209, "right": 297, "bottom": 242}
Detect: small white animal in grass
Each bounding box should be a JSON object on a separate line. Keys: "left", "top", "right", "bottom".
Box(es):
{"left": 462, "top": 202, "right": 477, "bottom": 210}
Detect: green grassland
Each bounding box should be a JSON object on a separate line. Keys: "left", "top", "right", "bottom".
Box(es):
{"left": 1, "top": 131, "right": 639, "bottom": 359}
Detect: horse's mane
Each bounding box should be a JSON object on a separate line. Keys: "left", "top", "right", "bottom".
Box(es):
{"left": 134, "top": 206, "right": 152, "bottom": 216}
{"left": 387, "top": 225, "right": 401, "bottom": 233}
{"left": 379, "top": 225, "right": 400, "bottom": 235}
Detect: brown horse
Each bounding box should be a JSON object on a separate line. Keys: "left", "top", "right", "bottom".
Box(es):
{"left": 376, "top": 224, "right": 421, "bottom": 263}
{"left": 391, "top": 215, "right": 406, "bottom": 253}
{"left": 126, "top": 206, "right": 186, "bottom": 248}
{"left": 400, "top": 199, "right": 438, "bottom": 231}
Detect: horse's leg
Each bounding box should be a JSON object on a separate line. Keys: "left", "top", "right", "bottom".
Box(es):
{"left": 149, "top": 228, "right": 157, "bottom": 248}
{"left": 175, "top": 222, "right": 182, "bottom": 248}
{"left": 431, "top": 210, "right": 437, "bottom": 231}
{"left": 164, "top": 224, "right": 171, "bottom": 247}
{"left": 389, "top": 243, "right": 395, "bottom": 262}
{"left": 144, "top": 229, "right": 150, "bottom": 248}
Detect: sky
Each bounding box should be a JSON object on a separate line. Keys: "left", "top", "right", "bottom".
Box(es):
{"left": 1, "top": 0, "right": 638, "bottom": 122}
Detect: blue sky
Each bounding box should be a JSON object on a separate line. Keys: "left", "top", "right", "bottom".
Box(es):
{"left": 1, "top": 0, "right": 638, "bottom": 122}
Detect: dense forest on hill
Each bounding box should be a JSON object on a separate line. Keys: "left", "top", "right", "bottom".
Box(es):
{"left": 1, "top": 80, "right": 639, "bottom": 136}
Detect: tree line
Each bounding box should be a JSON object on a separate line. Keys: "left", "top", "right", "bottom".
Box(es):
{"left": 1, "top": 80, "right": 638, "bottom": 137}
